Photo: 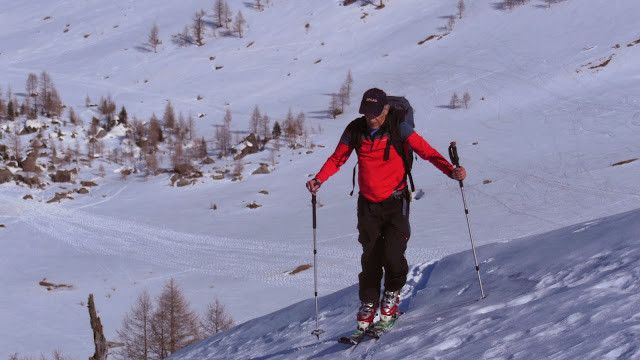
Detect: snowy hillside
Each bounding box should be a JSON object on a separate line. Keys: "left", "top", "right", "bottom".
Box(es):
{"left": 168, "top": 208, "right": 640, "bottom": 360}
{"left": 1, "top": 0, "right": 639, "bottom": 358}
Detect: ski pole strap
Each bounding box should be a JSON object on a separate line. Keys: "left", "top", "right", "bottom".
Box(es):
{"left": 448, "top": 142, "right": 460, "bottom": 167}
{"left": 350, "top": 162, "right": 358, "bottom": 196}
{"left": 407, "top": 172, "right": 415, "bottom": 192}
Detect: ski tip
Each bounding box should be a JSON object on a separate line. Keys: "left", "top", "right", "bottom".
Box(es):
{"left": 338, "top": 335, "right": 364, "bottom": 345}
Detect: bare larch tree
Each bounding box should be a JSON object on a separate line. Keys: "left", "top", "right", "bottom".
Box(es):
{"left": 162, "top": 101, "right": 176, "bottom": 131}
{"left": 25, "top": 73, "right": 38, "bottom": 115}
{"left": 214, "top": 0, "right": 229, "bottom": 28}
{"left": 457, "top": 0, "right": 465, "bottom": 19}
{"left": 450, "top": 92, "right": 460, "bottom": 109}
{"left": 116, "top": 290, "right": 154, "bottom": 360}
{"left": 329, "top": 94, "right": 341, "bottom": 118}
{"left": 149, "top": 278, "right": 200, "bottom": 357}
{"left": 250, "top": 105, "right": 261, "bottom": 135}
{"left": 260, "top": 113, "right": 271, "bottom": 140}
{"left": 148, "top": 23, "right": 160, "bottom": 53}
{"left": 201, "top": 298, "right": 235, "bottom": 336}
{"left": 216, "top": 109, "right": 233, "bottom": 157}
{"left": 148, "top": 113, "right": 163, "bottom": 149}
{"left": 462, "top": 91, "right": 471, "bottom": 108}
{"left": 233, "top": 11, "right": 246, "bottom": 38}
{"left": 192, "top": 10, "right": 206, "bottom": 46}
{"left": 39, "top": 71, "right": 53, "bottom": 116}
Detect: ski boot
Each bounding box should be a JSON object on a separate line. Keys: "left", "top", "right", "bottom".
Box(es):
{"left": 356, "top": 302, "right": 378, "bottom": 331}
{"left": 379, "top": 290, "right": 400, "bottom": 323}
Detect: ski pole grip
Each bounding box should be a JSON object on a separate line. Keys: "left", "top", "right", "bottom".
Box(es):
{"left": 448, "top": 142, "right": 464, "bottom": 188}
{"left": 448, "top": 142, "right": 460, "bottom": 167}
{"left": 312, "top": 195, "right": 317, "bottom": 230}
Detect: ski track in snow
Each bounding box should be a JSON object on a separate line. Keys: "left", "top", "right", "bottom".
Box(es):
{"left": 2, "top": 193, "right": 356, "bottom": 287}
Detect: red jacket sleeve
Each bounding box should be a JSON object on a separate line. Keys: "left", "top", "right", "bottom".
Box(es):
{"left": 406, "top": 132, "right": 454, "bottom": 177}
{"left": 315, "top": 142, "right": 354, "bottom": 183}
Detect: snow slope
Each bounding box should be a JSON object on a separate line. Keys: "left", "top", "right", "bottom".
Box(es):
{"left": 1, "top": 0, "right": 639, "bottom": 358}
{"left": 168, "top": 208, "right": 640, "bottom": 359}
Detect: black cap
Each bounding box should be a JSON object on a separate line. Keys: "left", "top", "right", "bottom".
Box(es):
{"left": 359, "top": 88, "right": 388, "bottom": 115}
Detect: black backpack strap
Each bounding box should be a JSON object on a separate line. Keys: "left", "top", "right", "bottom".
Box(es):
{"left": 386, "top": 109, "right": 404, "bottom": 158}
{"left": 383, "top": 110, "right": 399, "bottom": 161}
{"left": 383, "top": 134, "right": 392, "bottom": 161}
{"left": 386, "top": 109, "right": 415, "bottom": 192}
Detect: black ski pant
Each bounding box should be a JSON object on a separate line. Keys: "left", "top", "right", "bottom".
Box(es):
{"left": 357, "top": 190, "right": 411, "bottom": 304}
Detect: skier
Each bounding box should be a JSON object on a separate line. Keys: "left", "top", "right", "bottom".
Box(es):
{"left": 306, "top": 88, "right": 467, "bottom": 332}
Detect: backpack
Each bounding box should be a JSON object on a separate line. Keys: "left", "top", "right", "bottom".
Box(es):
{"left": 348, "top": 96, "right": 416, "bottom": 196}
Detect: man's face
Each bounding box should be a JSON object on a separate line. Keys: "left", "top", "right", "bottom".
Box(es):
{"left": 364, "top": 105, "right": 389, "bottom": 130}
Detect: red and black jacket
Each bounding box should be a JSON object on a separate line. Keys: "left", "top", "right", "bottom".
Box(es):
{"left": 315, "top": 109, "right": 454, "bottom": 203}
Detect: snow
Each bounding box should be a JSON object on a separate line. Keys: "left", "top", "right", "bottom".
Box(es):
{"left": 167, "top": 209, "right": 640, "bottom": 359}
{"left": 24, "top": 119, "right": 44, "bottom": 129}
{"left": 1, "top": 0, "right": 639, "bottom": 358}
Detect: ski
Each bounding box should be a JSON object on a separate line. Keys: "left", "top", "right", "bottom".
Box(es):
{"left": 339, "top": 311, "right": 404, "bottom": 345}
{"left": 338, "top": 329, "right": 366, "bottom": 345}
{"left": 365, "top": 311, "right": 403, "bottom": 339}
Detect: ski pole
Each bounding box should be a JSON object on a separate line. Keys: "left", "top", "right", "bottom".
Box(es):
{"left": 311, "top": 195, "right": 325, "bottom": 339}
{"left": 448, "top": 142, "right": 486, "bottom": 299}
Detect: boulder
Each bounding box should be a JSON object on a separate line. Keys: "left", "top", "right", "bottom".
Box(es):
{"left": 0, "top": 168, "right": 13, "bottom": 184}
{"left": 176, "top": 178, "right": 192, "bottom": 187}
{"left": 202, "top": 157, "right": 215, "bottom": 165}
{"left": 21, "top": 151, "right": 42, "bottom": 173}
{"left": 19, "top": 126, "right": 38, "bottom": 135}
{"left": 50, "top": 170, "right": 75, "bottom": 183}
{"left": 15, "top": 174, "right": 40, "bottom": 187}
{"left": 174, "top": 163, "right": 196, "bottom": 176}
{"left": 232, "top": 133, "right": 260, "bottom": 160}
{"left": 96, "top": 129, "right": 108, "bottom": 138}
{"left": 252, "top": 163, "right": 271, "bottom": 175}
{"left": 171, "top": 163, "right": 202, "bottom": 186}
{"left": 30, "top": 138, "right": 45, "bottom": 149}
{"left": 47, "top": 192, "right": 74, "bottom": 203}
